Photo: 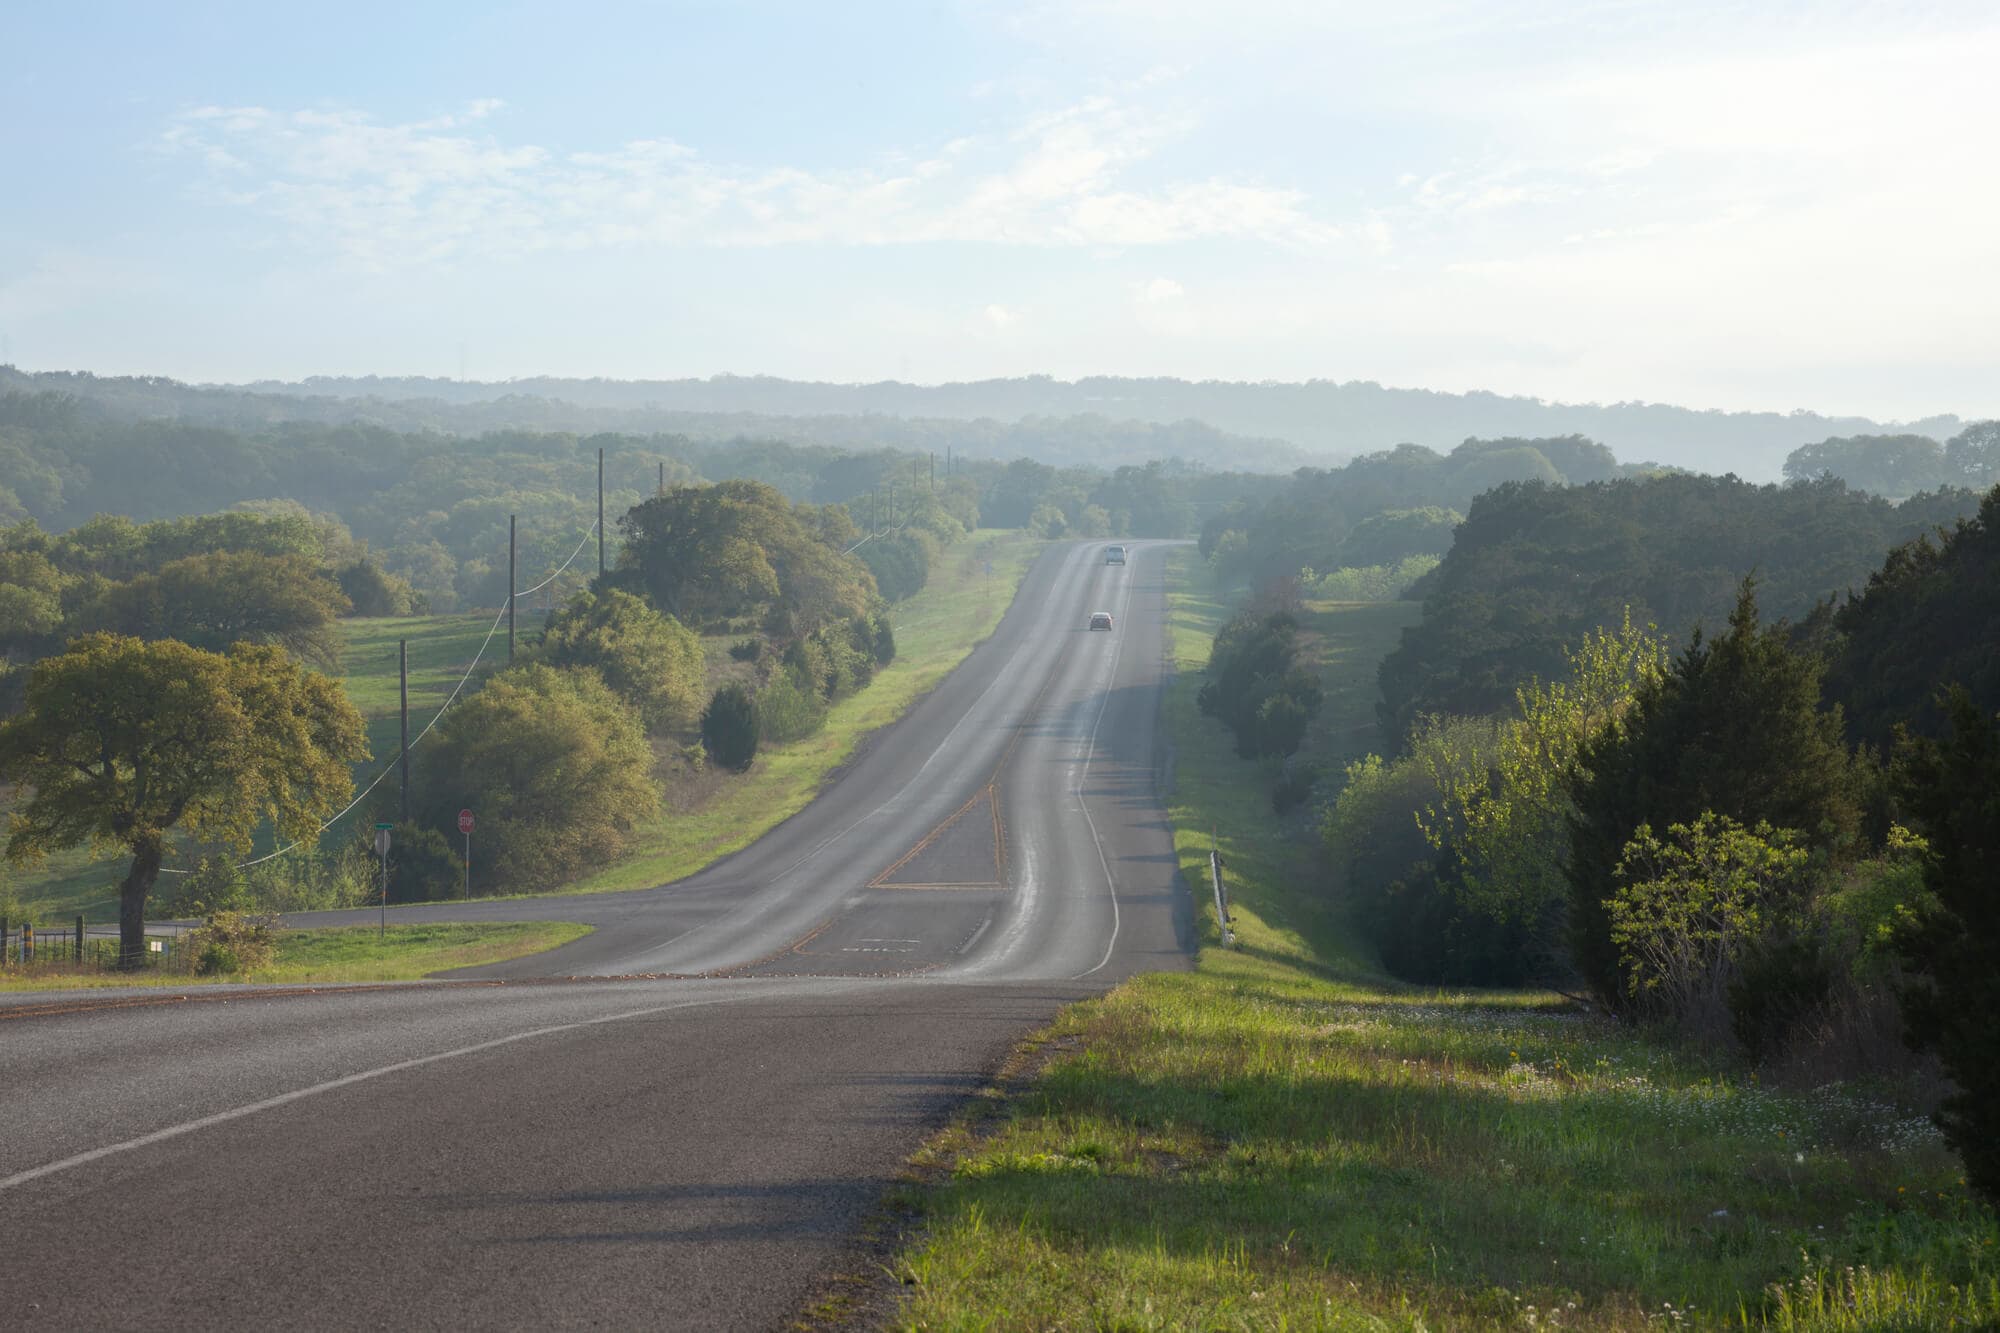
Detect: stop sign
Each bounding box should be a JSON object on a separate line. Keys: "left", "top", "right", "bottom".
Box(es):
{"left": 458, "top": 809, "right": 475, "bottom": 834}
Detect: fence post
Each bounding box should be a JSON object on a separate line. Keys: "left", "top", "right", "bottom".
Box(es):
{"left": 75, "top": 914, "right": 85, "bottom": 963}
{"left": 21, "top": 921, "right": 32, "bottom": 965}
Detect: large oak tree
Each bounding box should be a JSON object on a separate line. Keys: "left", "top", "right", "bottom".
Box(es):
{"left": 0, "top": 634, "right": 367, "bottom": 967}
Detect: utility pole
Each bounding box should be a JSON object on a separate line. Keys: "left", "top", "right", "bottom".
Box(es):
{"left": 398, "top": 639, "right": 410, "bottom": 824}
{"left": 658, "top": 460, "right": 665, "bottom": 496}
{"left": 507, "top": 514, "right": 516, "bottom": 662}
{"left": 597, "top": 446, "right": 606, "bottom": 578}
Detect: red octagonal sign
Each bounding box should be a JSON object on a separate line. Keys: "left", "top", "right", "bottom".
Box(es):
{"left": 458, "top": 809, "right": 475, "bottom": 834}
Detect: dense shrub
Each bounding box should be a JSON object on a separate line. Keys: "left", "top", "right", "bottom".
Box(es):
{"left": 383, "top": 821, "right": 464, "bottom": 904}
{"left": 1197, "top": 611, "right": 1323, "bottom": 759}
{"left": 1566, "top": 584, "right": 1858, "bottom": 1009}
{"left": 336, "top": 557, "right": 420, "bottom": 617}
{"left": 413, "top": 663, "right": 660, "bottom": 893}
{"left": 185, "top": 910, "right": 277, "bottom": 976}
{"left": 858, "top": 531, "right": 932, "bottom": 602}
{"left": 755, "top": 669, "right": 825, "bottom": 745}
{"left": 1323, "top": 717, "right": 1531, "bottom": 984}
{"left": 701, "top": 683, "right": 759, "bottom": 772}
{"left": 1604, "top": 813, "right": 1812, "bottom": 1029}
{"left": 536, "top": 588, "right": 705, "bottom": 733}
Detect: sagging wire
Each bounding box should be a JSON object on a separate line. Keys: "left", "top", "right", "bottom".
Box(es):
{"left": 157, "top": 518, "right": 602, "bottom": 875}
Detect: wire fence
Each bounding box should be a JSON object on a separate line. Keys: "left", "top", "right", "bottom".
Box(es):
{"left": 1, "top": 919, "right": 193, "bottom": 972}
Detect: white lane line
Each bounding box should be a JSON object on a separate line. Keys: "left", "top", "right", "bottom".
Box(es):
{"left": 1070, "top": 542, "right": 1146, "bottom": 979}
{"left": 0, "top": 986, "right": 813, "bottom": 1194}
{"left": 601, "top": 544, "right": 1089, "bottom": 975}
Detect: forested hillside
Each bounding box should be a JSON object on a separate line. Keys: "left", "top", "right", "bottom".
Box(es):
{"left": 2, "top": 364, "right": 1969, "bottom": 479}
{"left": 1375, "top": 474, "right": 1982, "bottom": 735}
{"left": 0, "top": 388, "right": 1279, "bottom": 613}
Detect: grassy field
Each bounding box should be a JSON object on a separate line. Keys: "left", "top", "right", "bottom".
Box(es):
{"left": 0, "top": 921, "right": 591, "bottom": 992}
{"left": 868, "top": 547, "right": 1996, "bottom": 1331}
{"left": 563, "top": 530, "right": 1040, "bottom": 894}
{"left": 0, "top": 610, "right": 502, "bottom": 924}
{"left": 339, "top": 610, "right": 503, "bottom": 788}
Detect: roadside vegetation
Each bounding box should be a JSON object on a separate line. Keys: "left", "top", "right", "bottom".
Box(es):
{"left": 874, "top": 544, "right": 1999, "bottom": 1331}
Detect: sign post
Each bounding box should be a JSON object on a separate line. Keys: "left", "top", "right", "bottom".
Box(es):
{"left": 457, "top": 809, "right": 475, "bottom": 901}
{"left": 374, "top": 823, "right": 393, "bottom": 939}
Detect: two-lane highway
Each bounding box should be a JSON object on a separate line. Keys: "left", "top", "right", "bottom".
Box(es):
{"left": 0, "top": 541, "right": 1193, "bottom": 1330}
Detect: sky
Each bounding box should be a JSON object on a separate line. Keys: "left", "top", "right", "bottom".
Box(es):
{"left": 3, "top": 0, "right": 1996, "bottom": 421}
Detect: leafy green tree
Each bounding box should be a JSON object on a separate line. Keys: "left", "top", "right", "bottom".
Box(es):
{"left": 0, "top": 544, "right": 67, "bottom": 657}
{"left": 858, "top": 531, "right": 932, "bottom": 602}
{"left": 1416, "top": 613, "right": 1669, "bottom": 966}
{"left": 83, "top": 550, "right": 352, "bottom": 668}
{"left": 1197, "top": 611, "right": 1323, "bottom": 759}
{"left": 701, "top": 683, "right": 759, "bottom": 772}
{"left": 336, "top": 557, "right": 419, "bottom": 617}
{"left": 1893, "top": 689, "right": 2000, "bottom": 1203}
{"left": 1607, "top": 813, "right": 1810, "bottom": 1023}
{"left": 1942, "top": 421, "right": 2000, "bottom": 488}
{"left": 0, "top": 634, "right": 367, "bottom": 966}
{"left": 413, "top": 664, "right": 659, "bottom": 893}
{"left": 1782, "top": 434, "right": 1949, "bottom": 495}
{"left": 536, "top": 588, "right": 704, "bottom": 732}
{"left": 1336, "top": 507, "right": 1461, "bottom": 567}
{"left": 1565, "top": 584, "right": 1858, "bottom": 1007}
{"left": 615, "top": 480, "right": 875, "bottom": 634}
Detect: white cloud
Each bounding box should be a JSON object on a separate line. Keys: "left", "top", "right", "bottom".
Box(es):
{"left": 159, "top": 94, "right": 1342, "bottom": 267}
{"left": 983, "top": 303, "right": 1020, "bottom": 328}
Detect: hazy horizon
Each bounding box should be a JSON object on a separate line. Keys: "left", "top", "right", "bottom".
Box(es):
{"left": 5, "top": 2, "right": 1997, "bottom": 421}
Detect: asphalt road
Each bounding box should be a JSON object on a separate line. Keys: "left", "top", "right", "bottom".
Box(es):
{"left": 0, "top": 540, "right": 1194, "bottom": 1330}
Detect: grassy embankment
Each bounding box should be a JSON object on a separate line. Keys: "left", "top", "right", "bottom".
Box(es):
{"left": 566, "top": 530, "right": 1039, "bottom": 893}
{"left": 871, "top": 546, "right": 1995, "bottom": 1330}
{"left": 0, "top": 921, "right": 592, "bottom": 992}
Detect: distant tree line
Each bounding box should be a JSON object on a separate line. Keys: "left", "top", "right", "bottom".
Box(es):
{"left": 1782, "top": 423, "right": 2000, "bottom": 497}
{"left": 9, "top": 364, "right": 1973, "bottom": 479}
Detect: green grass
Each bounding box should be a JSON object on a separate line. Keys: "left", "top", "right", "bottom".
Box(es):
{"left": 0, "top": 611, "right": 499, "bottom": 924}
{"left": 563, "top": 531, "right": 1040, "bottom": 894}
{"left": 875, "top": 547, "right": 1997, "bottom": 1331}
{"left": 0, "top": 920, "right": 591, "bottom": 991}
{"left": 338, "top": 611, "right": 501, "bottom": 787}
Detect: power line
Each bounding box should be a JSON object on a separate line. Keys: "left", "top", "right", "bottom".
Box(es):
{"left": 158, "top": 517, "right": 602, "bottom": 876}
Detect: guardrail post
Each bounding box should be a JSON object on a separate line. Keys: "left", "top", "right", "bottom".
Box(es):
{"left": 1210, "top": 849, "right": 1234, "bottom": 947}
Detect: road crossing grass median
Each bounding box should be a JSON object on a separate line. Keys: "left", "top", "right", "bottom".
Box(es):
{"left": 867, "top": 546, "right": 1996, "bottom": 1331}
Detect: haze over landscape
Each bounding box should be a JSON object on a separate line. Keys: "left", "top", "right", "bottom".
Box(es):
{"left": 5, "top": 1, "right": 1997, "bottom": 424}
{"left": 5, "top": 4, "right": 2000, "bottom": 1330}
